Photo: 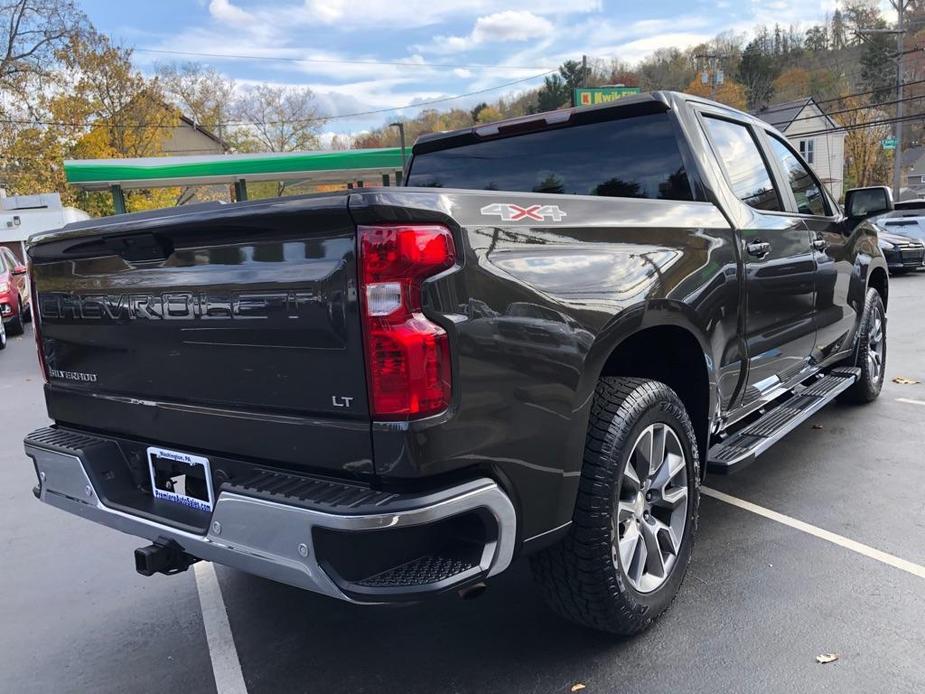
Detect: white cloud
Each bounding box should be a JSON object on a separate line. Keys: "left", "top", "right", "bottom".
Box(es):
{"left": 299, "top": 0, "right": 600, "bottom": 28}
{"left": 471, "top": 11, "right": 554, "bottom": 42}
{"left": 419, "top": 10, "right": 554, "bottom": 54}
{"left": 603, "top": 32, "right": 716, "bottom": 63}
{"left": 208, "top": 0, "right": 253, "bottom": 26}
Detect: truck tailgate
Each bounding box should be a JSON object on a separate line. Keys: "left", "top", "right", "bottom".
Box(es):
{"left": 29, "top": 195, "right": 374, "bottom": 477}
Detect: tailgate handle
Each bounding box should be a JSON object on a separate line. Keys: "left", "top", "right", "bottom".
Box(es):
{"left": 104, "top": 233, "right": 173, "bottom": 262}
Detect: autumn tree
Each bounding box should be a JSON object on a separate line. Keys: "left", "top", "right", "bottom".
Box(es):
{"left": 474, "top": 105, "right": 503, "bottom": 124}
{"left": 232, "top": 85, "right": 324, "bottom": 152}
{"left": 228, "top": 85, "right": 325, "bottom": 196}
{"left": 805, "top": 24, "right": 830, "bottom": 52}
{"left": 156, "top": 62, "right": 235, "bottom": 145}
{"left": 684, "top": 75, "right": 748, "bottom": 110}
{"left": 53, "top": 33, "right": 179, "bottom": 214}
{"left": 469, "top": 102, "right": 488, "bottom": 122}
{"left": 0, "top": 0, "right": 88, "bottom": 197}
{"left": 602, "top": 58, "right": 640, "bottom": 87}
{"left": 328, "top": 134, "right": 351, "bottom": 150}
{"left": 841, "top": 97, "right": 892, "bottom": 188}
{"left": 0, "top": 0, "right": 86, "bottom": 100}
{"left": 638, "top": 48, "right": 694, "bottom": 92}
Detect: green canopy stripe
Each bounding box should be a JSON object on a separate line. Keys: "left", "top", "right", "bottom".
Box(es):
{"left": 65, "top": 148, "right": 404, "bottom": 184}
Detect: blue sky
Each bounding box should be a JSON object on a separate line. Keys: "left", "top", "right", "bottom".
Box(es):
{"left": 79, "top": 0, "right": 873, "bottom": 139}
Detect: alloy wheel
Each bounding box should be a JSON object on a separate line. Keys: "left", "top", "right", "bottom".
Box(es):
{"left": 867, "top": 306, "right": 884, "bottom": 383}
{"left": 612, "top": 422, "right": 689, "bottom": 593}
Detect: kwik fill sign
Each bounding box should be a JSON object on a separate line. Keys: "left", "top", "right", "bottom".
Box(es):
{"left": 574, "top": 87, "right": 641, "bottom": 107}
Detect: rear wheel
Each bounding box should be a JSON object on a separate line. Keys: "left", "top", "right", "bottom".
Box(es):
{"left": 841, "top": 288, "right": 886, "bottom": 404}
{"left": 530, "top": 377, "right": 700, "bottom": 635}
{"left": 0, "top": 319, "right": 6, "bottom": 349}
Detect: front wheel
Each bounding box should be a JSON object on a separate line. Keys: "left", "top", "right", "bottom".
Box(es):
{"left": 840, "top": 288, "right": 886, "bottom": 404}
{"left": 530, "top": 377, "right": 700, "bottom": 635}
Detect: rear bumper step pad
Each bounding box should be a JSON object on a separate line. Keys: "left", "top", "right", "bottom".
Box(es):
{"left": 24, "top": 426, "right": 516, "bottom": 603}
{"left": 708, "top": 367, "right": 861, "bottom": 474}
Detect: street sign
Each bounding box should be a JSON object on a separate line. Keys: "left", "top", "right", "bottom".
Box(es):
{"left": 882, "top": 138, "right": 897, "bottom": 150}
{"left": 574, "top": 86, "right": 641, "bottom": 107}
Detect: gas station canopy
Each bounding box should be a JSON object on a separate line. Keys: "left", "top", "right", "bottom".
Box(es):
{"left": 64, "top": 147, "right": 405, "bottom": 191}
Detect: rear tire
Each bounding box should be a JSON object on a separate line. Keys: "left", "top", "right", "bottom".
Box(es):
{"left": 0, "top": 320, "right": 6, "bottom": 349}
{"left": 840, "top": 288, "right": 886, "bottom": 404}
{"left": 530, "top": 377, "right": 700, "bottom": 635}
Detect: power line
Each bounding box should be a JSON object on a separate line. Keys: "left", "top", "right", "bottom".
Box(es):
{"left": 133, "top": 46, "right": 555, "bottom": 72}
{"left": 780, "top": 92, "right": 925, "bottom": 126}
{"left": 796, "top": 110, "right": 925, "bottom": 137}
{"left": 305, "top": 70, "right": 556, "bottom": 122}
{"left": 0, "top": 69, "right": 555, "bottom": 130}
{"left": 755, "top": 77, "right": 925, "bottom": 117}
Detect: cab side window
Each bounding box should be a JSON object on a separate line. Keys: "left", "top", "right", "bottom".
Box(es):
{"left": 768, "top": 135, "right": 829, "bottom": 216}
{"left": 703, "top": 116, "right": 782, "bottom": 212}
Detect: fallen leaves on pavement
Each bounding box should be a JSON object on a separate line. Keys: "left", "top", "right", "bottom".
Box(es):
{"left": 892, "top": 376, "right": 920, "bottom": 385}
{"left": 815, "top": 653, "right": 839, "bottom": 664}
{"left": 570, "top": 684, "right": 586, "bottom": 692}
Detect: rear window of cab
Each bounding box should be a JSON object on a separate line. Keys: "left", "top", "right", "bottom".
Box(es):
{"left": 406, "top": 113, "right": 693, "bottom": 202}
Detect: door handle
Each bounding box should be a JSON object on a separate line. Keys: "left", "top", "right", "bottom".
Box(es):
{"left": 812, "top": 238, "right": 828, "bottom": 251}
{"left": 746, "top": 241, "right": 771, "bottom": 257}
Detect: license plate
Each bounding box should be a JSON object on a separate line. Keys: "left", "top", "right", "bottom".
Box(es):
{"left": 147, "top": 446, "right": 215, "bottom": 513}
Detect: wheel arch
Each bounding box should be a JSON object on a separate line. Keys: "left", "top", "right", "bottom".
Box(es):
{"left": 867, "top": 265, "right": 888, "bottom": 309}
{"left": 581, "top": 302, "right": 716, "bottom": 470}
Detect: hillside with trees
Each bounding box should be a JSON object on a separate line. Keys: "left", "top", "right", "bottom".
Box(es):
{"left": 358, "top": 3, "right": 924, "bottom": 195}
{"left": 0, "top": 0, "right": 922, "bottom": 213}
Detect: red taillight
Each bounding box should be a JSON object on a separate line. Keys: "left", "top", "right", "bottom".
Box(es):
{"left": 358, "top": 225, "right": 455, "bottom": 419}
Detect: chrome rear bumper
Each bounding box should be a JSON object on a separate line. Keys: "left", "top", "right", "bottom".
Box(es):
{"left": 25, "top": 428, "right": 516, "bottom": 603}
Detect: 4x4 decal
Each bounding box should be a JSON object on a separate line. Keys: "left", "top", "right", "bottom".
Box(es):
{"left": 480, "top": 203, "right": 567, "bottom": 222}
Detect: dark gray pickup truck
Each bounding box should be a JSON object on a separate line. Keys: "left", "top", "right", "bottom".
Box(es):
{"left": 24, "top": 92, "right": 890, "bottom": 634}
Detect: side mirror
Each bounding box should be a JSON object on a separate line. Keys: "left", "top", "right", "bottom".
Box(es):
{"left": 11, "top": 265, "right": 26, "bottom": 276}
{"left": 844, "top": 186, "right": 894, "bottom": 220}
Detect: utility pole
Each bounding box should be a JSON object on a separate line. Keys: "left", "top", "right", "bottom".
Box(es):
{"left": 695, "top": 53, "right": 724, "bottom": 100}
{"left": 858, "top": 1, "right": 911, "bottom": 201}
{"left": 892, "top": 0, "right": 906, "bottom": 201}
{"left": 389, "top": 121, "right": 407, "bottom": 174}
{"left": 582, "top": 54, "right": 588, "bottom": 87}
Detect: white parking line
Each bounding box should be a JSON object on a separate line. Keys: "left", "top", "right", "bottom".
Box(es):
{"left": 194, "top": 562, "right": 248, "bottom": 694}
{"left": 702, "top": 487, "right": 925, "bottom": 580}
{"left": 896, "top": 397, "right": 925, "bottom": 407}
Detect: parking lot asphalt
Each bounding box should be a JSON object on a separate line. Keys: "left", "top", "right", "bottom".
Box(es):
{"left": 1, "top": 273, "right": 924, "bottom": 694}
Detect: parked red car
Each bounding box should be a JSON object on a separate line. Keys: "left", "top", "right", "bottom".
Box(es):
{"left": 0, "top": 246, "right": 30, "bottom": 336}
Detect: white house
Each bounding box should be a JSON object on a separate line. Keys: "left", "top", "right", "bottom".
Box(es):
{"left": 0, "top": 192, "right": 90, "bottom": 263}
{"left": 755, "top": 97, "right": 846, "bottom": 201}
{"left": 901, "top": 146, "right": 925, "bottom": 200}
